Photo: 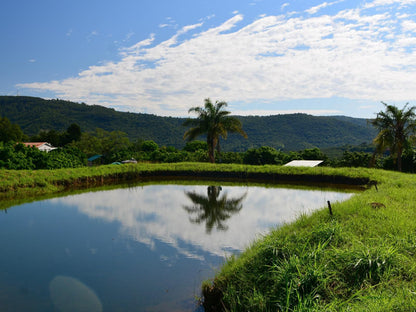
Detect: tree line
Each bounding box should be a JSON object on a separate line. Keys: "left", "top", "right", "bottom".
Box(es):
{"left": 0, "top": 100, "right": 415, "bottom": 172}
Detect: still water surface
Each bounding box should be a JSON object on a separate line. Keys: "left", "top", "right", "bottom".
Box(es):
{"left": 0, "top": 183, "right": 354, "bottom": 311}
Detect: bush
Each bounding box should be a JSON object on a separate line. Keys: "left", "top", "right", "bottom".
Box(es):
{"left": 183, "top": 140, "right": 208, "bottom": 152}
{"left": 141, "top": 140, "right": 159, "bottom": 152}
{"left": 243, "top": 146, "right": 283, "bottom": 165}
{"left": 0, "top": 143, "right": 86, "bottom": 169}
{"left": 216, "top": 152, "right": 243, "bottom": 164}
{"left": 338, "top": 151, "right": 372, "bottom": 168}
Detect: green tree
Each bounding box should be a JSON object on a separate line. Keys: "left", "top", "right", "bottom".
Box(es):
{"left": 31, "top": 129, "right": 61, "bottom": 146}
{"left": 339, "top": 151, "right": 372, "bottom": 168}
{"left": 0, "top": 116, "right": 26, "bottom": 142}
{"left": 183, "top": 99, "right": 247, "bottom": 163}
{"left": 243, "top": 146, "right": 282, "bottom": 165}
{"left": 299, "top": 148, "right": 328, "bottom": 162}
{"left": 63, "top": 123, "right": 82, "bottom": 144}
{"left": 371, "top": 102, "right": 416, "bottom": 171}
{"left": 72, "top": 128, "right": 131, "bottom": 161}
{"left": 183, "top": 140, "right": 208, "bottom": 152}
{"left": 141, "top": 140, "right": 159, "bottom": 153}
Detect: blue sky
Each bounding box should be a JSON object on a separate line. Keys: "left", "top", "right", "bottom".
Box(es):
{"left": 1, "top": 0, "right": 416, "bottom": 118}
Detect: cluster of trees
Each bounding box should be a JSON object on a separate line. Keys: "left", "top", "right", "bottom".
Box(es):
{"left": 0, "top": 116, "right": 27, "bottom": 143}
{"left": 0, "top": 142, "right": 86, "bottom": 170}
{"left": 30, "top": 123, "right": 82, "bottom": 147}
{"left": 0, "top": 99, "right": 415, "bottom": 172}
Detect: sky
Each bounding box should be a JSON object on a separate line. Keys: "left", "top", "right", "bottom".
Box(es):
{"left": 1, "top": 0, "right": 416, "bottom": 118}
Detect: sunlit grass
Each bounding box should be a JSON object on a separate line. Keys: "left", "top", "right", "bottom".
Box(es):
{"left": 202, "top": 168, "right": 416, "bottom": 311}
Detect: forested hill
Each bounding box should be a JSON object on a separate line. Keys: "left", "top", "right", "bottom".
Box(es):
{"left": 0, "top": 96, "right": 376, "bottom": 151}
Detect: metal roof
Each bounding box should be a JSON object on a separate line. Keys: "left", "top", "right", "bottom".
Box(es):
{"left": 88, "top": 154, "right": 103, "bottom": 162}
{"left": 284, "top": 160, "right": 323, "bottom": 167}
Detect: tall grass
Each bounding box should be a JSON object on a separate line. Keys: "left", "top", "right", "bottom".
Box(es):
{"left": 203, "top": 169, "right": 416, "bottom": 311}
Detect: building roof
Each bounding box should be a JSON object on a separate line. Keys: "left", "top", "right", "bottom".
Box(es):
{"left": 22, "top": 142, "right": 49, "bottom": 148}
{"left": 21, "top": 142, "right": 57, "bottom": 152}
{"left": 88, "top": 154, "right": 103, "bottom": 162}
{"left": 284, "top": 160, "right": 324, "bottom": 167}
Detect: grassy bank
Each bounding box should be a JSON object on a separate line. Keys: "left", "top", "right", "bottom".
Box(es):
{"left": 202, "top": 169, "right": 416, "bottom": 311}
{"left": 0, "top": 163, "right": 370, "bottom": 200}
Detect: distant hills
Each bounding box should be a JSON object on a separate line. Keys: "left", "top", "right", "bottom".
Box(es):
{"left": 0, "top": 96, "right": 377, "bottom": 151}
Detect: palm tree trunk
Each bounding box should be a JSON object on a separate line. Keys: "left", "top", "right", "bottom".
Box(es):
{"left": 207, "top": 136, "right": 215, "bottom": 163}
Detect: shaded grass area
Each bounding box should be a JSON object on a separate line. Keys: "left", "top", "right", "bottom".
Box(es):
{"left": 203, "top": 169, "right": 416, "bottom": 311}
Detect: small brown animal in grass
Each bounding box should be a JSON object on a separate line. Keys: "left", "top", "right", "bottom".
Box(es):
{"left": 369, "top": 202, "right": 386, "bottom": 209}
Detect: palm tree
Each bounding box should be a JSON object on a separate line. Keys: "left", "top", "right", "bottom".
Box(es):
{"left": 183, "top": 186, "right": 247, "bottom": 233}
{"left": 183, "top": 98, "right": 247, "bottom": 163}
{"left": 371, "top": 102, "right": 416, "bottom": 171}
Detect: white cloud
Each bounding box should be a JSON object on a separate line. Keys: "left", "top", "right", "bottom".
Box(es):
{"left": 364, "top": 0, "right": 416, "bottom": 9}
{"left": 18, "top": 2, "right": 416, "bottom": 116}
{"left": 402, "top": 20, "right": 416, "bottom": 32}
{"left": 305, "top": 0, "right": 344, "bottom": 15}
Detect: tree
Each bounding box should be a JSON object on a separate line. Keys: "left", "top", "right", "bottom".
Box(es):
{"left": 371, "top": 102, "right": 416, "bottom": 171}
{"left": 243, "top": 146, "right": 282, "bottom": 165}
{"left": 0, "top": 116, "right": 26, "bottom": 142}
{"left": 183, "top": 140, "right": 208, "bottom": 152}
{"left": 72, "top": 128, "right": 131, "bottom": 159}
{"left": 183, "top": 99, "right": 247, "bottom": 163}
{"left": 141, "top": 140, "right": 159, "bottom": 152}
{"left": 64, "top": 123, "right": 82, "bottom": 144}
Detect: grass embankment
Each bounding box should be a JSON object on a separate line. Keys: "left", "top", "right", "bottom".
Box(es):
{"left": 0, "top": 162, "right": 369, "bottom": 201}
{"left": 203, "top": 169, "right": 416, "bottom": 311}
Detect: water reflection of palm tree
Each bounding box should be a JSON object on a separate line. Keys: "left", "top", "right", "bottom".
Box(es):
{"left": 183, "top": 186, "right": 246, "bottom": 233}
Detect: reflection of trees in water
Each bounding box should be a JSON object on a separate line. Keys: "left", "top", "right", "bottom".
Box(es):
{"left": 183, "top": 186, "right": 247, "bottom": 234}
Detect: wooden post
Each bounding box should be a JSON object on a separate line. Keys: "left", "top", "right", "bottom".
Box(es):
{"left": 327, "top": 200, "right": 333, "bottom": 216}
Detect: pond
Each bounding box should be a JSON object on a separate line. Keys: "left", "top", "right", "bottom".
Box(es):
{"left": 0, "top": 182, "right": 355, "bottom": 312}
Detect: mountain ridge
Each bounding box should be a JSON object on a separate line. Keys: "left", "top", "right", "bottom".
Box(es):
{"left": 0, "top": 96, "right": 377, "bottom": 151}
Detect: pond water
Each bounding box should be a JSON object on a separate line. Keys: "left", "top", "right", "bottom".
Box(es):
{"left": 0, "top": 183, "right": 354, "bottom": 312}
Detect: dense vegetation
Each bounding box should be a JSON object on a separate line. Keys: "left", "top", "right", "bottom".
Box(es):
{"left": 0, "top": 96, "right": 376, "bottom": 151}
{"left": 1, "top": 96, "right": 415, "bottom": 172}
{"left": 0, "top": 142, "right": 86, "bottom": 169}
{"left": 371, "top": 102, "right": 416, "bottom": 171}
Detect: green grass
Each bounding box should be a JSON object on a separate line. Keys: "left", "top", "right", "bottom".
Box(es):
{"left": 202, "top": 169, "right": 416, "bottom": 311}
{"left": 0, "top": 163, "right": 370, "bottom": 200}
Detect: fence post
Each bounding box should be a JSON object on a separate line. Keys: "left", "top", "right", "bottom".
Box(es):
{"left": 327, "top": 200, "right": 333, "bottom": 216}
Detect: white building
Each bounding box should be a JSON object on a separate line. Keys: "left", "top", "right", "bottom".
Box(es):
{"left": 22, "top": 142, "right": 57, "bottom": 152}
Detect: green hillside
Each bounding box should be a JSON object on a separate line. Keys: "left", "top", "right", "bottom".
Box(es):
{"left": 0, "top": 96, "right": 376, "bottom": 151}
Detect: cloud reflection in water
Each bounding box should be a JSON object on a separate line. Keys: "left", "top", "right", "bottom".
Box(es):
{"left": 51, "top": 185, "right": 354, "bottom": 259}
